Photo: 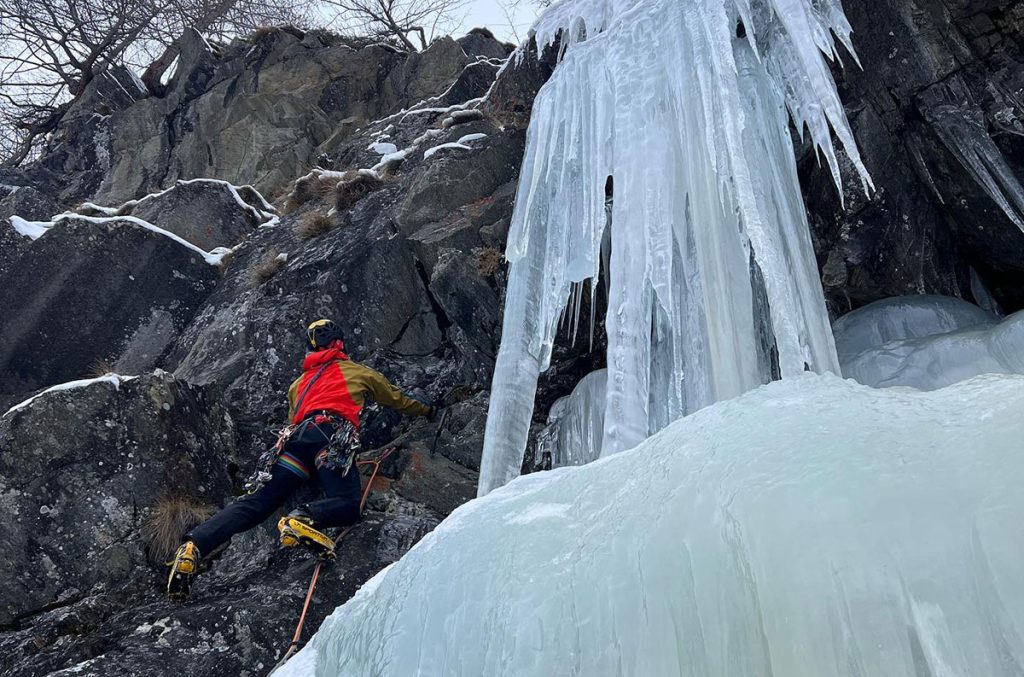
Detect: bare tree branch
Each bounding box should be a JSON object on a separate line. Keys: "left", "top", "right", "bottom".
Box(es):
{"left": 323, "top": 0, "right": 468, "bottom": 52}
{"left": 0, "top": 0, "right": 313, "bottom": 166}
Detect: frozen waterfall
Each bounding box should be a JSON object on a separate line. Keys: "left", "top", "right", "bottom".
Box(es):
{"left": 278, "top": 374, "right": 1024, "bottom": 676}
{"left": 478, "top": 0, "right": 872, "bottom": 495}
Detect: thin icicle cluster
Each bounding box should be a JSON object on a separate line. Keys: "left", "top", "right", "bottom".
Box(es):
{"left": 479, "top": 0, "right": 872, "bottom": 495}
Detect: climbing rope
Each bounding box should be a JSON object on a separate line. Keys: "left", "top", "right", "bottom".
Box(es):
{"left": 270, "top": 447, "right": 395, "bottom": 673}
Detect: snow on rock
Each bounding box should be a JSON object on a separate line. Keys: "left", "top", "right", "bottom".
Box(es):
{"left": 47, "top": 213, "right": 229, "bottom": 266}
{"left": 77, "top": 202, "right": 122, "bottom": 216}
{"left": 368, "top": 141, "right": 399, "bottom": 155}
{"left": 131, "top": 178, "right": 277, "bottom": 223}
{"left": 4, "top": 374, "right": 134, "bottom": 417}
{"left": 423, "top": 133, "right": 489, "bottom": 160}
{"left": 832, "top": 295, "right": 997, "bottom": 365}
{"left": 371, "top": 148, "right": 412, "bottom": 173}
{"left": 479, "top": 0, "right": 871, "bottom": 494}
{"left": 9, "top": 216, "right": 53, "bottom": 240}
{"left": 423, "top": 142, "right": 471, "bottom": 159}
{"left": 281, "top": 373, "right": 1024, "bottom": 676}
{"left": 837, "top": 299, "right": 1024, "bottom": 390}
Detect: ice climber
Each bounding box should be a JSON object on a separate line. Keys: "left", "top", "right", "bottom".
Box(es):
{"left": 167, "top": 319, "right": 435, "bottom": 600}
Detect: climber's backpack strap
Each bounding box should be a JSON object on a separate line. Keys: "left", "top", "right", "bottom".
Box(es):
{"left": 293, "top": 361, "right": 335, "bottom": 419}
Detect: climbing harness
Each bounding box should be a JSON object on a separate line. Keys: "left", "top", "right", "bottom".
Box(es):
{"left": 243, "top": 360, "right": 338, "bottom": 493}
{"left": 269, "top": 446, "right": 396, "bottom": 674}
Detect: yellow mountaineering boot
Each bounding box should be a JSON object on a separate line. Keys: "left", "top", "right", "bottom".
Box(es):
{"left": 166, "top": 541, "right": 201, "bottom": 601}
{"left": 278, "top": 511, "right": 335, "bottom": 559}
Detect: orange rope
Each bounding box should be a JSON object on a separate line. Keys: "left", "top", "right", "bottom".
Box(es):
{"left": 274, "top": 450, "right": 393, "bottom": 671}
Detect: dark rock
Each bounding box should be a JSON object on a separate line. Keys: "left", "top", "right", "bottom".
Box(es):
{"left": 432, "top": 61, "right": 503, "bottom": 108}
{"left": 801, "top": 0, "right": 1024, "bottom": 315}
{"left": 391, "top": 449, "right": 478, "bottom": 516}
{"left": 388, "top": 37, "right": 470, "bottom": 103}
{"left": 126, "top": 179, "right": 272, "bottom": 250}
{"left": 428, "top": 249, "right": 502, "bottom": 381}
{"left": 398, "top": 127, "right": 525, "bottom": 230}
{"left": 482, "top": 41, "right": 559, "bottom": 129}
{"left": 36, "top": 68, "right": 150, "bottom": 202}
{"left": 0, "top": 217, "right": 220, "bottom": 409}
{"left": 0, "top": 185, "right": 59, "bottom": 222}
{"left": 458, "top": 28, "right": 516, "bottom": 60}
{"left": 0, "top": 187, "right": 60, "bottom": 278}
{"left": 0, "top": 371, "right": 236, "bottom": 627}
{"left": 0, "top": 224, "right": 27, "bottom": 280}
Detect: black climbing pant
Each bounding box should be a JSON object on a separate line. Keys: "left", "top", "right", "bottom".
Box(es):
{"left": 187, "top": 420, "right": 362, "bottom": 555}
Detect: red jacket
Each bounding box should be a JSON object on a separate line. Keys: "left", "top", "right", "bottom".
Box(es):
{"left": 286, "top": 346, "right": 431, "bottom": 426}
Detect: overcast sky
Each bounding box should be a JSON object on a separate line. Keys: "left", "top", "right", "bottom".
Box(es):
{"left": 456, "top": 1, "right": 541, "bottom": 44}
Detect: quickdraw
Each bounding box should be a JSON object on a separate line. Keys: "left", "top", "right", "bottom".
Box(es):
{"left": 243, "top": 424, "right": 296, "bottom": 494}
{"left": 312, "top": 415, "right": 360, "bottom": 476}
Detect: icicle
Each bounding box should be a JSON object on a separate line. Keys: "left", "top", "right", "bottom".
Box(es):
{"left": 478, "top": 0, "right": 871, "bottom": 495}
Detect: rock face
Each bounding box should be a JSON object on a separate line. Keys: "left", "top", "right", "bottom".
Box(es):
{"left": 800, "top": 0, "right": 1024, "bottom": 315}
{"left": 0, "top": 372, "right": 237, "bottom": 628}
{"left": 0, "top": 186, "right": 59, "bottom": 278}
{"left": 0, "top": 26, "right": 528, "bottom": 677}
{"left": 16, "top": 27, "right": 508, "bottom": 207}
{"left": 125, "top": 179, "right": 274, "bottom": 250}
{"left": 0, "top": 374, "right": 486, "bottom": 677}
{"left": 0, "top": 217, "right": 220, "bottom": 410}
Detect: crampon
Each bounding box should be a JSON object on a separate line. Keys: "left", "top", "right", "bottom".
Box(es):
{"left": 166, "top": 541, "right": 201, "bottom": 602}
{"left": 278, "top": 515, "right": 336, "bottom": 559}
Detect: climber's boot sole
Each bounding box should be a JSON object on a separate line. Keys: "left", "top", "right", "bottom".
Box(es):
{"left": 278, "top": 517, "right": 336, "bottom": 559}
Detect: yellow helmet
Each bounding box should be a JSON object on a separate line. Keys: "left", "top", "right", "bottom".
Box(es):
{"left": 306, "top": 319, "right": 344, "bottom": 350}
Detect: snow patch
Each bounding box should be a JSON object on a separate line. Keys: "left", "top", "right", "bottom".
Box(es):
{"left": 9, "top": 216, "right": 53, "bottom": 240}
{"left": 423, "top": 142, "right": 471, "bottom": 159}
{"left": 423, "top": 133, "right": 488, "bottom": 159}
{"left": 78, "top": 202, "right": 122, "bottom": 216}
{"left": 4, "top": 374, "right": 135, "bottom": 418}
{"left": 367, "top": 141, "right": 398, "bottom": 155}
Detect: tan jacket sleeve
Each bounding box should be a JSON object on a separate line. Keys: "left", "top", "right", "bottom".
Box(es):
{"left": 286, "top": 374, "right": 303, "bottom": 422}
{"left": 359, "top": 365, "right": 432, "bottom": 417}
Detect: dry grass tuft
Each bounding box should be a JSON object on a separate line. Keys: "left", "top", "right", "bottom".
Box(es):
{"left": 86, "top": 359, "right": 116, "bottom": 378}
{"left": 335, "top": 171, "right": 384, "bottom": 213}
{"left": 250, "top": 25, "right": 305, "bottom": 42}
{"left": 249, "top": 249, "right": 286, "bottom": 286}
{"left": 215, "top": 248, "right": 236, "bottom": 276}
{"left": 473, "top": 247, "right": 502, "bottom": 277}
{"left": 144, "top": 495, "right": 214, "bottom": 564}
{"left": 284, "top": 170, "right": 344, "bottom": 213}
{"left": 296, "top": 211, "right": 336, "bottom": 239}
